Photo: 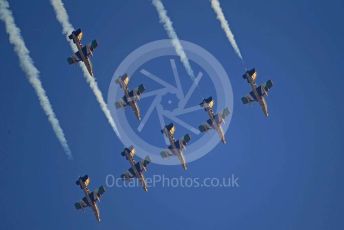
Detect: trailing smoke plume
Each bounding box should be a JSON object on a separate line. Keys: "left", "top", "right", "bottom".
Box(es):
{"left": 0, "top": 0, "right": 72, "bottom": 159}
{"left": 50, "top": 0, "right": 120, "bottom": 137}
{"left": 211, "top": 0, "right": 243, "bottom": 60}
{"left": 152, "top": 0, "right": 195, "bottom": 80}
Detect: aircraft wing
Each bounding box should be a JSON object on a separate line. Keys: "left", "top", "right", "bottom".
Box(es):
{"left": 75, "top": 197, "right": 90, "bottom": 210}
{"left": 241, "top": 92, "right": 257, "bottom": 104}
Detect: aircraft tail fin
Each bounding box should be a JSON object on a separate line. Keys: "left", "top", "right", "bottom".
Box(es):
{"left": 221, "top": 107, "right": 230, "bottom": 119}
{"left": 142, "top": 156, "right": 151, "bottom": 167}
{"left": 90, "top": 40, "right": 98, "bottom": 51}
{"left": 137, "top": 84, "right": 145, "bottom": 95}
{"left": 67, "top": 51, "right": 80, "bottom": 64}
{"left": 160, "top": 150, "right": 173, "bottom": 158}
{"left": 67, "top": 57, "right": 75, "bottom": 64}
{"left": 264, "top": 80, "right": 273, "bottom": 92}
{"left": 182, "top": 134, "right": 191, "bottom": 145}
{"left": 199, "top": 124, "right": 211, "bottom": 132}
{"left": 115, "top": 97, "right": 127, "bottom": 108}
{"left": 74, "top": 202, "right": 82, "bottom": 209}
{"left": 74, "top": 202, "right": 86, "bottom": 210}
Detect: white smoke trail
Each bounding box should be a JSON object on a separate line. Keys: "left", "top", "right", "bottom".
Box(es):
{"left": 152, "top": 0, "right": 195, "bottom": 80}
{"left": 50, "top": 0, "right": 120, "bottom": 137}
{"left": 210, "top": 0, "right": 243, "bottom": 60}
{"left": 0, "top": 0, "right": 72, "bottom": 159}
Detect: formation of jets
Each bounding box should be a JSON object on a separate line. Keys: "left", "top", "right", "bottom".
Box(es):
{"left": 66, "top": 28, "right": 274, "bottom": 222}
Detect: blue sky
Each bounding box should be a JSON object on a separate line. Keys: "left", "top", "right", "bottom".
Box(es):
{"left": 0, "top": 0, "right": 343, "bottom": 229}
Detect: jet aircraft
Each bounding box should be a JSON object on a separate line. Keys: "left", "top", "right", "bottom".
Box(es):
{"left": 115, "top": 74, "right": 145, "bottom": 120}
{"left": 74, "top": 175, "right": 105, "bottom": 222}
{"left": 121, "top": 146, "right": 151, "bottom": 192}
{"left": 242, "top": 68, "right": 273, "bottom": 117}
{"left": 161, "top": 123, "right": 191, "bottom": 170}
{"left": 67, "top": 28, "right": 98, "bottom": 76}
{"left": 198, "top": 97, "right": 230, "bottom": 144}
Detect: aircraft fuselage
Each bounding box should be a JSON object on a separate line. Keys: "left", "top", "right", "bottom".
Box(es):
{"left": 164, "top": 130, "right": 187, "bottom": 170}
{"left": 72, "top": 36, "right": 93, "bottom": 76}
{"left": 206, "top": 107, "right": 226, "bottom": 144}
{"left": 120, "top": 83, "right": 141, "bottom": 120}
{"left": 78, "top": 179, "right": 101, "bottom": 222}
{"left": 247, "top": 77, "right": 269, "bottom": 117}
{"left": 125, "top": 153, "right": 148, "bottom": 191}
{"left": 130, "top": 101, "right": 141, "bottom": 121}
